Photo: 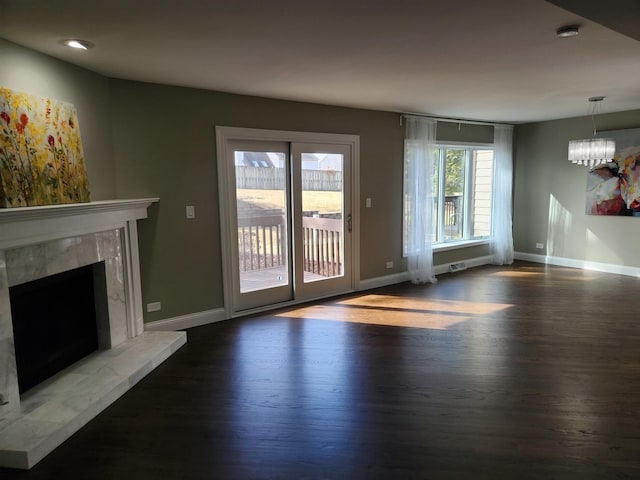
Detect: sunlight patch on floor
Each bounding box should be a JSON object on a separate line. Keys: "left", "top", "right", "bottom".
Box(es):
{"left": 491, "top": 269, "right": 598, "bottom": 281}
{"left": 491, "top": 270, "right": 544, "bottom": 278}
{"left": 277, "top": 295, "right": 514, "bottom": 330}
{"left": 338, "top": 294, "right": 513, "bottom": 315}
{"left": 276, "top": 304, "right": 470, "bottom": 329}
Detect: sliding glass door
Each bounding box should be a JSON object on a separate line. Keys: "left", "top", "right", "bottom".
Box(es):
{"left": 223, "top": 137, "right": 352, "bottom": 313}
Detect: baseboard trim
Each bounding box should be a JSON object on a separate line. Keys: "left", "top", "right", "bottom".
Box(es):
{"left": 434, "top": 255, "right": 493, "bottom": 275}
{"left": 144, "top": 308, "right": 227, "bottom": 331}
{"left": 357, "top": 272, "right": 409, "bottom": 291}
{"left": 358, "top": 255, "right": 494, "bottom": 291}
{"left": 515, "top": 251, "right": 640, "bottom": 278}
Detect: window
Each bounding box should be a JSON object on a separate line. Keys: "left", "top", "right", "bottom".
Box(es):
{"left": 435, "top": 146, "right": 493, "bottom": 243}
{"left": 403, "top": 145, "right": 494, "bottom": 253}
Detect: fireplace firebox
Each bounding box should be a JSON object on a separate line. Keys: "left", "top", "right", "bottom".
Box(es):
{"left": 9, "top": 263, "right": 106, "bottom": 394}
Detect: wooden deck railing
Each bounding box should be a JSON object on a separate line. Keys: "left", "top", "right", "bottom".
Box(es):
{"left": 444, "top": 195, "right": 461, "bottom": 239}
{"left": 237, "top": 214, "right": 342, "bottom": 277}
{"left": 237, "top": 215, "right": 286, "bottom": 271}
{"left": 302, "top": 216, "right": 342, "bottom": 277}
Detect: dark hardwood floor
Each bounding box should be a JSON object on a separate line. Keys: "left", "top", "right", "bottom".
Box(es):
{"left": 2, "top": 261, "right": 640, "bottom": 479}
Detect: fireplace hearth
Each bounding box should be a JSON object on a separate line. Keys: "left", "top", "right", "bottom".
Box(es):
{"left": 0, "top": 199, "right": 186, "bottom": 469}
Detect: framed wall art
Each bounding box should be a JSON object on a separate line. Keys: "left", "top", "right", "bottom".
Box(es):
{"left": 586, "top": 128, "right": 640, "bottom": 216}
{"left": 0, "top": 87, "right": 91, "bottom": 208}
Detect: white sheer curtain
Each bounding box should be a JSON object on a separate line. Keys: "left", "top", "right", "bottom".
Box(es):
{"left": 491, "top": 124, "right": 514, "bottom": 265}
{"left": 404, "top": 116, "right": 437, "bottom": 284}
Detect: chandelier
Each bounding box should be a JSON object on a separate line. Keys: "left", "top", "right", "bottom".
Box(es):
{"left": 568, "top": 96, "right": 616, "bottom": 168}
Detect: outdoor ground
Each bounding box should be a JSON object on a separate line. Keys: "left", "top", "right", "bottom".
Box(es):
{"left": 237, "top": 189, "right": 342, "bottom": 214}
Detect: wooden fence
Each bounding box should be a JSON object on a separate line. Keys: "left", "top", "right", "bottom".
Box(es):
{"left": 237, "top": 214, "right": 342, "bottom": 277}
{"left": 236, "top": 166, "right": 342, "bottom": 191}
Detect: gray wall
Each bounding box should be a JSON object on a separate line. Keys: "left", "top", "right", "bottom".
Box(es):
{"left": 0, "top": 39, "right": 116, "bottom": 199}
{"left": 109, "top": 81, "right": 494, "bottom": 322}
{"left": 437, "top": 121, "right": 494, "bottom": 144}
{"left": 5, "top": 36, "right": 639, "bottom": 324}
{"left": 514, "top": 110, "right": 640, "bottom": 265}
{"left": 109, "top": 80, "right": 406, "bottom": 321}
{"left": 2, "top": 38, "right": 497, "bottom": 323}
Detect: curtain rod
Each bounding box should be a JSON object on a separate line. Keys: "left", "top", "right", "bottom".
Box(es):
{"left": 401, "top": 113, "right": 513, "bottom": 128}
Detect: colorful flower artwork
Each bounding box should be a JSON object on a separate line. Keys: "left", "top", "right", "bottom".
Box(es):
{"left": 0, "top": 87, "right": 91, "bottom": 207}
{"left": 586, "top": 128, "right": 640, "bottom": 216}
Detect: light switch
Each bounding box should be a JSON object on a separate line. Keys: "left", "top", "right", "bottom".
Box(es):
{"left": 186, "top": 205, "right": 195, "bottom": 219}
{"left": 365, "top": 197, "right": 372, "bottom": 208}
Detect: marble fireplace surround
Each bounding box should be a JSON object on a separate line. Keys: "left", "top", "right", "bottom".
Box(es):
{"left": 0, "top": 199, "right": 187, "bottom": 469}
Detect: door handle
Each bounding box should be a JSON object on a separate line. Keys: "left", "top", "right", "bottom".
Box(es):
{"left": 347, "top": 213, "right": 352, "bottom": 233}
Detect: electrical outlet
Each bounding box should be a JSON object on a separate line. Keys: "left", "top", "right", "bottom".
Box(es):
{"left": 366, "top": 197, "right": 372, "bottom": 208}
{"left": 385, "top": 261, "right": 393, "bottom": 269}
{"left": 535, "top": 243, "right": 544, "bottom": 249}
{"left": 186, "top": 205, "right": 195, "bottom": 219}
{"left": 147, "top": 302, "right": 161, "bottom": 312}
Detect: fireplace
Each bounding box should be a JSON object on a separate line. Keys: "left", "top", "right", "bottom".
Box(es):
{"left": 0, "top": 199, "right": 186, "bottom": 469}
{"left": 10, "top": 263, "right": 104, "bottom": 394}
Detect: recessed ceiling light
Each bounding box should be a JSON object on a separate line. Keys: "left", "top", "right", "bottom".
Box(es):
{"left": 556, "top": 25, "right": 580, "bottom": 38}
{"left": 62, "top": 39, "right": 94, "bottom": 50}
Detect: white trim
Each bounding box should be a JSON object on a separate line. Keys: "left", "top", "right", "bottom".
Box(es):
{"left": 0, "top": 198, "right": 159, "bottom": 250}
{"left": 351, "top": 139, "right": 361, "bottom": 291}
{"left": 358, "top": 255, "right": 493, "bottom": 291}
{"left": 514, "top": 251, "right": 640, "bottom": 278}
{"left": 0, "top": 198, "right": 159, "bottom": 223}
{"left": 215, "top": 130, "right": 234, "bottom": 319}
{"left": 358, "top": 272, "right": 409, "bottom": 290}
{"left": 123, "top": 220, "right": 145, "bottom": 338}
{"left": 433, "top": 238, "right": 489, "bottom": 253}
{"left": 144, "top": 308, "right": 227, "bottom": 331}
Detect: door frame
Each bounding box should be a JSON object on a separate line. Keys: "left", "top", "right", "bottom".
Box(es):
{"left": 216, "top": 126, "right": 361, "bottom": 319}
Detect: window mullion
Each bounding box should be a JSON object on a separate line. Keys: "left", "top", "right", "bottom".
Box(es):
{"left": 437, "top": 149, "right": 446, "bottom": 243}
{"left": 463, "top": 149, "right": 473, "bottom": 239}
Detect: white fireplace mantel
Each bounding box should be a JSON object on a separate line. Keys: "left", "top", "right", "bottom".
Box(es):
{"left": 0, "top": 198, "right": 159, "bottom": 341}
{"left": 0, "top": 197, "right": 187, "bottom": 470}
{"left": 0, "top": 198, "right": 159, "bottom": 250}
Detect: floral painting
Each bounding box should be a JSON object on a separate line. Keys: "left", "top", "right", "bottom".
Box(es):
{"left": 0, "top": 87, "right": 91, "bottom": 208}
{"left": 586, "top": 128, "right": 640, "bottom": 216}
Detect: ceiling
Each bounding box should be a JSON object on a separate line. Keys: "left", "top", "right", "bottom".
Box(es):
{"left": 1, "top": 0, "right": 639, "bottom": 123}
